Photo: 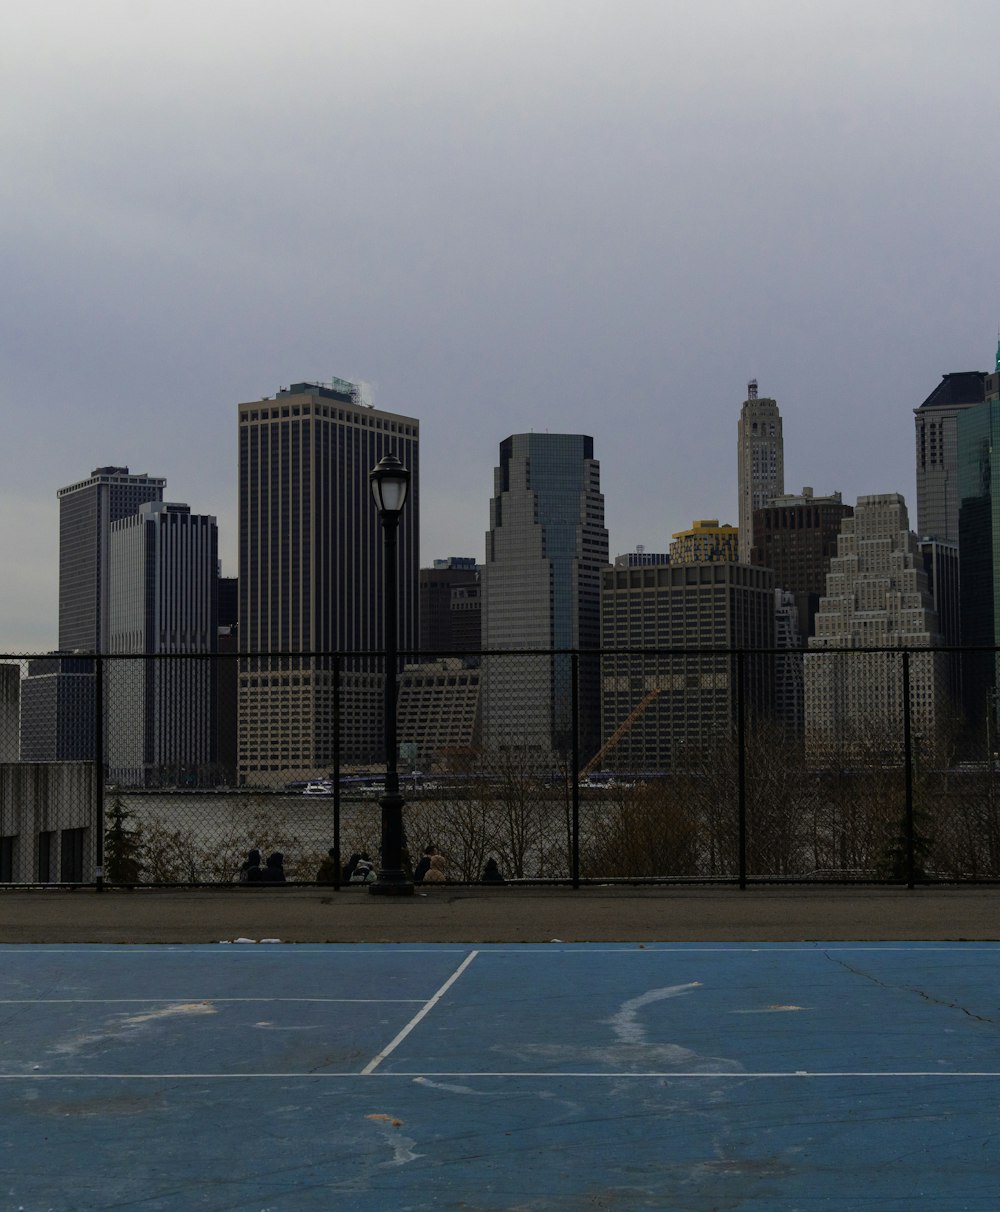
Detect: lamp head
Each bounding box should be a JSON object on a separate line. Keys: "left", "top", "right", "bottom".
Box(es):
{"left": 370, "top": 453, "right": 410, "bottom": 516}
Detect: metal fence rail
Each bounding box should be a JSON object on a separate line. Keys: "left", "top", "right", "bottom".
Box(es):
{"left": 1, "top": 646, "right": 997, "bottom": 888}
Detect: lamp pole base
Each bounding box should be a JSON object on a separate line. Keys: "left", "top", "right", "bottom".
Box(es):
{"left": 369, "top": 879, "right": 415, "bottom": 897}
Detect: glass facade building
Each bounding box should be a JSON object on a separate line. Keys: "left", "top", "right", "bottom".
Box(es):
{"left": 57, "top": 466, "right": 166, "bottom": 653}
{"left": 481, "top": 433, "right": 608, "bottom": 761}
{"left": 915, "top": 371, "right": 987, "bottom": 546}
{"left": 957, "top": 398, "right": 1000, "bottom": 722}
{"left": 107, "top": 503, "right": 219, "bottom": 787}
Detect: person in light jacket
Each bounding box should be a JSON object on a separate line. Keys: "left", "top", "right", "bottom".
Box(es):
{"left": 422, "top": 854, "right": 447, "bottom": 883}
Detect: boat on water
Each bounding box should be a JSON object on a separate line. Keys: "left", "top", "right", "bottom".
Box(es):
{"left": 302, "top": 781, "right": 334, "bottom": 797}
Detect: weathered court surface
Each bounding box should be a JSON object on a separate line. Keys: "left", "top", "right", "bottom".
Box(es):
{"left": 3, "top": 935, "right": 999, "bottom": 1210}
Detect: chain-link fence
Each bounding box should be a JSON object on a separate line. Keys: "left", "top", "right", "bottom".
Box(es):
{"left": 1, "top": 646, "right": 997, "bottom": 887}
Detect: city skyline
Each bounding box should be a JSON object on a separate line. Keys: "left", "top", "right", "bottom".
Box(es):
{"left": 4, "top": 4, "right": 1000, "bottom": 649}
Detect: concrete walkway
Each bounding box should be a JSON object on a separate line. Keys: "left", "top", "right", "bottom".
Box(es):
{"left": 2, "top": 883, "right": 1000, "bottom": 943}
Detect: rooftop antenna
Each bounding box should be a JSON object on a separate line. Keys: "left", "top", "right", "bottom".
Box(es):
{"left": 747, "top": 379, "right": 758, "bottom": 400}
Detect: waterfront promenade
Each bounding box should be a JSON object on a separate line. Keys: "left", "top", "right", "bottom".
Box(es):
{"left": 3, "top": 883, "right": 1000, "bottom": 943}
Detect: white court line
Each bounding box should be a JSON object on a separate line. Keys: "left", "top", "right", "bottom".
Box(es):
{"left": 361, "top": 950, "right": 479, "bottom": 1076}
{"left": 0, "top": 997, "right": 425, "bottom": 1004}
{"left": 2, "top": 1069, "right": 1000, "bottom": 1080}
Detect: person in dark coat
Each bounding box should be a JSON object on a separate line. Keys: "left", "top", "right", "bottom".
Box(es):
{"left": 413, "top": 844, "right": 438, "bottom": 883}
{"left": 342, "top": 852, "right": 361, "bottom": 883}
{"left": 315, "top": 848, "right": 338, "bottom": 884}
{"left": 260, "top": 852, "right": 286, "bottom": 883}
{"left": 239, "top": 849, "right": 262, "bottom": 883}
{"left": 481, "top": 858, "right": 504, "bottom": 884}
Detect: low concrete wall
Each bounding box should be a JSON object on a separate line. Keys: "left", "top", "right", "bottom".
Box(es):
{"left": 0, "top": 763, "right": 96, "bottom": 882}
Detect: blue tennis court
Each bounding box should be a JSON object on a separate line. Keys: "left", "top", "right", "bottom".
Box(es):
{"left": 2, "top": 942, "right": 998, "bottom": 1209}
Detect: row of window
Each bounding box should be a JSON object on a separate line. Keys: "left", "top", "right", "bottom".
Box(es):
{"left": 240, "top": 406, "right": 416, "bottom": 437}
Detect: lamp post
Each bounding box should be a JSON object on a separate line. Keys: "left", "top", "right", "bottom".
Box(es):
{"left": 369, "top": 452, "right": 414, "bottom": 896}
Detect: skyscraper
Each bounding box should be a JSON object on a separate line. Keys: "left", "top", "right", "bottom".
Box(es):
{"left": 915, "top": 370, "right": 987, "bottom": 544}
{"left": 237, "top": 380, "right": 419, "bottom": 781}
{"left": 600, "top": 561, "right": 774, "bottom": 770}
{"left": 20, "top": 466, "right": 166, "bottom": 762}
{"left": 106, "top": 502, "right": 219, "bottom": 786}
{"left": 58, "top": 466, "right": 166, "bottom": 652}
{"left": 804, "top": 494, "right": 945, "bottom": 759}
{"left": 481, "top": 433, "right": 608, "bottom": 760}
{"left": 957, "top": 384, "right": 1000, "bottom": 723}
{"left": 750, "top": 487, "right": 854, "bottom": 638}
{"left": 419, "top": 558, "right": 481, "bottom": 656}
{"left": 737, "top": 381, "right": 784, "bottom": 563}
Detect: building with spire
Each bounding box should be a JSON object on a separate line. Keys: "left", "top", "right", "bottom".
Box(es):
{"left": 737, "top": 381, "right": 784, "bottom": 563}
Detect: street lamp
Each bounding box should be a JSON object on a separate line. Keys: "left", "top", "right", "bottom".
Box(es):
{"left": 369, "top": 452, "right": 414, "bottom": 896}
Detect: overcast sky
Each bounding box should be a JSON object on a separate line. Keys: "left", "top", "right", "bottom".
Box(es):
{"left": 2, "top": 0, "right": 998, "bottom": 650}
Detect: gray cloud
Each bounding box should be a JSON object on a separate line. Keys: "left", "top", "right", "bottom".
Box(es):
{"left": 2, "top": 0, "right": 998, "bottom": 648}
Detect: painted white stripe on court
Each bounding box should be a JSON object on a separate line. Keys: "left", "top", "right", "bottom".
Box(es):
{"left": 361, "top": 950, "right": 479, "bottom": 1076}
{"left": 0, "top": 997, "right": 425, "bottom": 1004}
{"left": 2, "top": 1069, "right": 1000, "bottom": 1079}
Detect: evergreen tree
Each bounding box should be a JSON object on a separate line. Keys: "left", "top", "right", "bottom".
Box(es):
{"left": 104, "top": 795, "right": 143, "bottom": 885}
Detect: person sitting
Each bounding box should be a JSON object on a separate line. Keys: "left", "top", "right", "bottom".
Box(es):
{"left": 238, "top": 849, "right": 262, "bottom": 883}
{"left": 413, "top": 844, "right": 438, "bottom": 883}
{"left": 260, "top": 852, "right": 286, "bottom": 883}
{"left": 481, "top": 857, "right": 504, "bottom": 884}
{"left": 342, "top": 852, "right": 361, "bottom": 883}
{"left": 422, "top": 854, "right": 447, "bottom": 883}
{"left": 315, "top": 848, "right": 338, "bottom": 884}
{"left": 349, "top": 854, "right": 377, "bottom": 884}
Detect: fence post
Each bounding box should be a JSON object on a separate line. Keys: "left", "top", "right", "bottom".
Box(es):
{"left": 902, "top": 649, "right": 915, "bottom": 889}
{"left": 571, "top": 651, "right": 580, "bottom": 889}
{"left": 333, "top": 653, "right": 342, "bottom": 891}
{"left": 94, "top": 655, "right": 105, "bottom": 893}
{"left": 736, "top": 649, "right": 747, "bottom": 890}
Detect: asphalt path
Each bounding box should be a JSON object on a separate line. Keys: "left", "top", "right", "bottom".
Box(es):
{"left": 2, "top": 884, "right": 1000, "bottom": 943}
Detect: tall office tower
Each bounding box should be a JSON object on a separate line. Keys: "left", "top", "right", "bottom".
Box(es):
{"left": 419, "top": 558, "right": 481, "bottom": 656}
{"left": 481, "top": 433, "right": 608, "bottom": 761}
{"left": 737, "top": 381, "right": 784, "bottom": 563}
{"left": 669, "top": 519, "right": 739, "bottom": 564}
{"left": 238, "top": 380, "right": 419, "bottom": 781}
{"left": 915, "top": 371, "right": 987, "bottom": 544}
{"left": 58, "top": 466, "right": 167, "bottom": 652}
{"left": 106, "top": 503, "right": 218, "bottom": 786}
{"left": 20, "top": 466, "right": 167, "bottom": 762}
{"left": 599, "top": 562, "right": 774, "bottom": 771}
{"left": 804, "top": 495, "right": 945, "bottom": 760}
{"left": 750, "top": 488, "right": 854, "bottom": 638}
{"left": 957, "top": 389, "right": 1000, "bottom": 724}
